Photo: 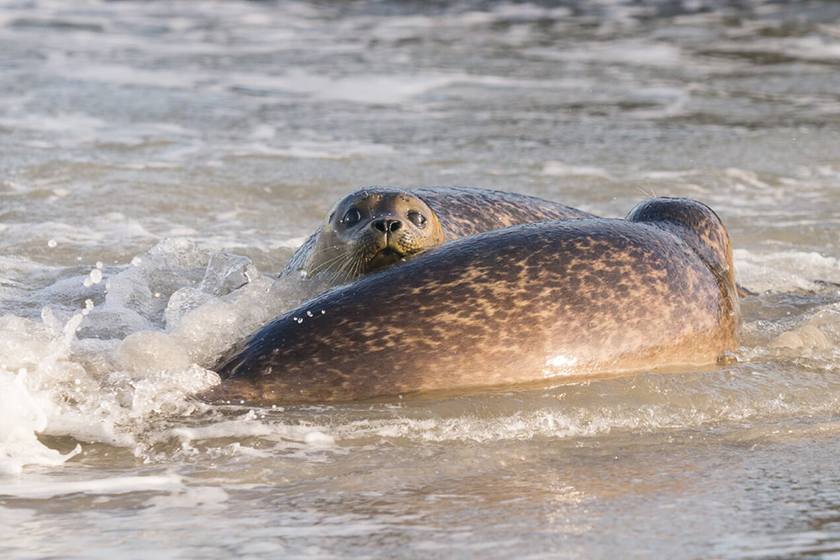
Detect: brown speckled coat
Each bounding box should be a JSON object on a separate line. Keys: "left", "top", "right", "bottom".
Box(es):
{"left": 212, "top": 198, "right": 740, "bottom": 405}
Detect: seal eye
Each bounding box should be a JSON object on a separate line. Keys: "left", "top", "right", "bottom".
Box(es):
{"left": 408, "top": 212, "right": 427, "bottom": 229}
{"left": 343, "top": 208, "right": 362, "bottom": 227}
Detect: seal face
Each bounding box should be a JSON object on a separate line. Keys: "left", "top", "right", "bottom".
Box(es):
{"left": 286, "top": 188, "right": 445, "bottom": 285}
{"left": 282, "top": 186, "right": 594, "bottom": 288}
{"left": 212, "top": 197, "right": 741, "bottom": 405}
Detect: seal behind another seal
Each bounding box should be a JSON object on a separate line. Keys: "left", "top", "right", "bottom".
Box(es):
{"left": 211, "top": 197, "right": 741, "bottom": 405}
{"left": 282, "top": 186, "right": 593, "bottom": 287}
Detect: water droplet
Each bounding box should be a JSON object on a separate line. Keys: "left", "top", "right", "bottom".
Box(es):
{"left": 47, "top": 239, "right": 57, "bottom": 248}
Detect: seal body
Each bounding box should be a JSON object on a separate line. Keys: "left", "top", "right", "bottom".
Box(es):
{"left": 283, "top": 186, "right": 593, "bottom": 286}
{"left": 411, "top": 186, "right": 595, "bottom": 240}
{"left": 212, "top": 198, "right": 741, "bottom": 405}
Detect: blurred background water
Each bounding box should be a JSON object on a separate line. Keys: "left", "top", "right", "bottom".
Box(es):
{"left": 1, "top": 0, "right": 840, "bottom": 558}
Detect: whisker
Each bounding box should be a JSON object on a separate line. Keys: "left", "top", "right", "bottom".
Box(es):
{"left": 344, "top": 256, "right": 363, "bottom": 283}
{"left": 329, "top": 254, "right": 353, "bottom": 284}
{"left": 635, "top": 183, "right": 654, "bottom": 199}
{"left": 308, "top": 249, "right": 355, "bottom": 275}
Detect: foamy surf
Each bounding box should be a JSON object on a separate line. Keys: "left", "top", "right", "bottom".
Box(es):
{"left": 0, "top": 473, "right": 183, "bottom": 499}
{"left": 0, "top": 369, "right": 80, "bottom": 475}
{"left": 2, "top": 0, "right": 840, "bottom": 556}
{"left": 0, "top": 238, "right": 331, "bottom": 472}
{"left": 735, "top": 249, "right": 840, "bottom": 294}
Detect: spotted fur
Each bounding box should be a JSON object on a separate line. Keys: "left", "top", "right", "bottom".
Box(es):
{"left": 211, "top": 198, "right": 741, "bottom": 405}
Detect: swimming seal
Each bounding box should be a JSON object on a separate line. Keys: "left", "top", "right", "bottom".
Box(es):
{"left": 282, "top": 186, "right": 593, "bottom": 286}
{"left": 211, "top": 197, "right": 740, "bottom": 405}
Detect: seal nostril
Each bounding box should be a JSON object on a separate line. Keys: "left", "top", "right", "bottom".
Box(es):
{"left": 372, "top": 219, "right": 401, "bottom": 233}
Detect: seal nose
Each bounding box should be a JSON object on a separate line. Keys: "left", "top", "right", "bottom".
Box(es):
{"left": 371, "top": 219, "right": 402, "bottom": 234}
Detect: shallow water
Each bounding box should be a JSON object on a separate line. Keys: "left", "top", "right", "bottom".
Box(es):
{"left": 1, "top": 0, "right": 840, "bottom": 557}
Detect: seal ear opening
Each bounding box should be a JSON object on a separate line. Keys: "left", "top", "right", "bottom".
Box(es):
{"left": 626, "top": 197, "right": 736, "bottom": 292}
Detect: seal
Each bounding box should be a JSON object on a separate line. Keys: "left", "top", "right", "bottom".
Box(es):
{"left": 210, "top": 197, "right": 741, "bottom": 405}
{"left": 282, "top": 186, "right": 594, "bottom": 286}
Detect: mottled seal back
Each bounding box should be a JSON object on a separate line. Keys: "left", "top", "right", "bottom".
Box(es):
{"left": 211, "top": 197, "right": 740, "bottom": 405}
{"left": 412, "top": 186, "right": 594, "bottom": 240}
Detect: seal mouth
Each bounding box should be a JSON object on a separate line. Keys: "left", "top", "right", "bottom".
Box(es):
{"left": 380, "top": 248, "right": 402, "bottom": 258}
{"left": 368, "top": 247, "right": 405, "bottom": 268}
{"left": 367, "top": 247, "right": 406, "bottom": 270}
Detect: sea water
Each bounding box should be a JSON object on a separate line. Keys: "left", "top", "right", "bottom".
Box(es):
{"left": 1, "top": 0, "right": 840, "bottom": 558}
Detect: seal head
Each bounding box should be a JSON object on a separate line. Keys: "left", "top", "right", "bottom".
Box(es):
{"left": 297, "top": 188, "right": 445, "bottom": 284}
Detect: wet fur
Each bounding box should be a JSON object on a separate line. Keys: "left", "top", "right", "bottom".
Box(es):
{"left": 212, "top": 198, "right": 741, "bottom": 405}
{"left": 411, "top": 186, "right": 595, "bottom": 240}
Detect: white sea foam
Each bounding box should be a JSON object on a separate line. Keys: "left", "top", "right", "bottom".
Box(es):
{"left": 0, "top": 473, "right": 182, "bottom": 498}
{"left": 541, "top": 161, "right": 612, "bottom": 179}
{"left": 761, "top": 36, "right": 840, "bottom": 62}
{"left": 49, "top": 61, "right": 209, "bottom": 90}
{"left": 734, "top": 249, "right": 840, "bottom": 293}
{"left": 142, "top": 486, "right": 229, "bottom": 510}
{"left": 225, "top": 69, "right": 591, "bottom": 106}
{"left": 230, "top": 140, "right": 396, "bottom": 160}
{"left": 227, "top": 68, "right": 462, "bottom": 104}
{"left": 0, "top": 369, "right": 80, "bottom": 475}
{"left": 0, "top": 113, "right": 107, "bottom": 134}
{"left": 0, "top": 231, "right": 343, "bottom": 472}
{"left": 526, "top": 40, "right": 683, "bottom": 67}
